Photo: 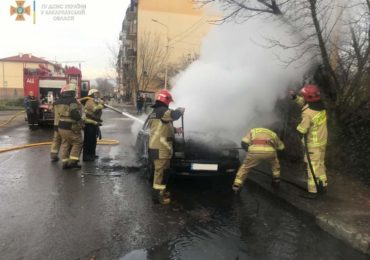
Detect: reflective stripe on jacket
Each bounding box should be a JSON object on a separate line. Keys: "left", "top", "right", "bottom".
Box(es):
{"left": 148, "top": 106, "right": 182, "bottom": 159}
{"left": 295, "top": 97, "right": 328, "bottom": 148}
{"left": 84, "top": 97, "right": 103, "bottom": 125}
{"left": 242, "top": 128, "right": 285, "bottom": 153}
{"left": 55, "top": 95, "right": 82, "bottom": 130}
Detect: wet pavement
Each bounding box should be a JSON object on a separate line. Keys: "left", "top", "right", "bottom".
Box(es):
{"left": 0, "top": 109, "right": 368, "bottom": 259}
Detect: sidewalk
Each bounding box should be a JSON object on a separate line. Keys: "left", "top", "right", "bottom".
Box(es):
{"left": 248, "top": 161, "right": 370, "bottom": 255}
{"left": 0, "top": 110, "right": 25, "bottom": 128}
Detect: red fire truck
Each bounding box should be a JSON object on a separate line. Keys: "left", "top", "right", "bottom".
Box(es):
{"left": 23, "top": 65, "right": 90, "bottom": 126}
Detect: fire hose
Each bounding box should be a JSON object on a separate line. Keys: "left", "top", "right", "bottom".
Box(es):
{"left": 0, "top": 139, "right": 119, "bottom": 154}
{"left": 103, "top": 104, "right": 145, "bottom": 125}
{"left": 0, "top": 110, "right": 25, "bottom": 128}
{"left": 303, "top": 134, "right": 324, "bottom": 194}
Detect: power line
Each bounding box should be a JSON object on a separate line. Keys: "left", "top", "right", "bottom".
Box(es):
{"left": 170, "top": 17, "right": 204, "bottom": 40}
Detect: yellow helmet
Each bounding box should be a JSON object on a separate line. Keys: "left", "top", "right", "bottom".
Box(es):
{"left": 88, "top": 88, "right": 99, "bottom": 96}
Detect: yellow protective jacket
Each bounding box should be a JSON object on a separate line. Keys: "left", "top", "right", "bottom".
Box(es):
{"left": 53, "top": 102, "right": 61, "bottom": 129}
{"left": 83, "top": 97, "right": 104, "bottom": 125}
{"left": 295, "top": 97, "right": 327, "bottom": 148}
{"left": 55, "top": 93, "right": 83, "bottom": 131}
{"left": 242, "top": 128, "right": 285, "bottom": 153}
{"left": 148, "top": 105, "right": 183, "bottom": 159}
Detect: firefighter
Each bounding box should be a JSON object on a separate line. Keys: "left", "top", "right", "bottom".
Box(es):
{"left": 147, "top": 89, "right": 185, "bottom": 204}
{"left": 50, "top": 86, "right": 68, "bottom": 162}
{"left": 232, "top": 127, "right": 285, "bottom": 193}
{"left": 24, "top": 91, "right": 39, "bottom": 129}
{"left": 55, "top": 83, "right": 84, "bottom": 169}
{"left": 291, "top": 84, "right": 328, "bottom": 198}
{"left": 81, "top": 89, "right": 104, "bottom": 161}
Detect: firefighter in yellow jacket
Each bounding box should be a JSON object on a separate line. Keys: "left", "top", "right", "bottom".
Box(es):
{"left": 291, "top": 84, "right": 328, "bottom": 197}
{"left": 50, "top": 86, "right": 68, "bottom": 162}
{"left": 81, "top": 89, "right": 104, "bottom": 161}
{"left": 148, "top": 89, "right": 185, "bottom": 204}
{"left": 232, "top": 127, "right": 285, "bottom": 193}
{"left": 54, "top": 83, "right": 84, "bottom": 169}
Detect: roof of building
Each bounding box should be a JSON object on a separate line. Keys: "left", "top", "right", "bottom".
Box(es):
{"left": 65, "top": 66, "right": 81, "bottom": 75}
{"left": 0, "top": 54, "right": 50, "bottom": 63}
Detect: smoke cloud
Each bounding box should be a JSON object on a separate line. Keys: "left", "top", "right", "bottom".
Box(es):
{"left": 171, "top": 16, "right": 313, "bottom": 142}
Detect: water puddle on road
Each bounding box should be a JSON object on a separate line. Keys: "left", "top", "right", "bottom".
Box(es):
{"left": 118, "top": 183, "right": 368, "bottom": 260}
{"left": 81, "top": 156, "right": 142, "bottom": 177}
{"left": 81, "top": 165, "right": 141, "bottom": 177}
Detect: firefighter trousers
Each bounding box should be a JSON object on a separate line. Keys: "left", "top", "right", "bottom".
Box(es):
{"left": 59, "top": 128, "right": 83, "bottom": 165}
{"left": 50, "top": 129, "right": 62, "bottom": 159}
{"left": 234, "top": 152, "right": 280, "bottom": 187}
{"left": 304, "top": 146, "right": 327, "bottom": 193}
{"left": 153, "top": 159, "right": 170, "bottom": 191}
{"left": 83, "top": 124, "right": 97, "bottom": 160}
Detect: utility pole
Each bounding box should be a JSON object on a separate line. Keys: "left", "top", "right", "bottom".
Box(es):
{"left": 152, "top": 19, "right": 170, "bottom": 90}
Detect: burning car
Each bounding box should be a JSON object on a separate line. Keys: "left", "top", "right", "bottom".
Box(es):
{"left": 135, "top": 118, "right": 241, "bottom": 178}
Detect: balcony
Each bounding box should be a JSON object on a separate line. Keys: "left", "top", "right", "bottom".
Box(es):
{"left": 126, "top": 32, "right": 136, "bottom": 41}
{"left": 122, "top": 20, "right": 129, "bottom": 31}
{"left": 126, "top": 48, "right": 136, "bottom": 58}
{"left": 126, "top": 22, "right": 137, "bottom": 40}
{"left": 126, "top": 8, "right": 136, "bottom": 21}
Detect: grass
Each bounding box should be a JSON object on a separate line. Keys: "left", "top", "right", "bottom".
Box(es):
{"left": 0, "top": 98, "right": 24, "bottom": 111}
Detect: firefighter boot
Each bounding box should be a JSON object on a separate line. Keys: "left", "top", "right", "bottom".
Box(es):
{"left": 152, "top": 189, "right": 170, "bottom": 204}
{"left": 232, "top": 184, "right": 242, "bottom": 196}
{"left": 318, "top": 180, "right": 327, "bottom": 194}
{"left": 50, "top": 153, "right": 59, "bottom": 162}
{"left": 301, "top": 192, "right": 318, "bottom": 200}
{"left": 63, "top": 160, "right": 81, "bottom": 169}
{"left": 271, "top": 177, "right": 280, "bottom": 190}
{"left": 159, "top": 190, "right": 171, "bottom": 205}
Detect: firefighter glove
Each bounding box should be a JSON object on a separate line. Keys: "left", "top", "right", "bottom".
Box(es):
{"left": 97, "top": 126, "right": 102, "bottom": 140}
{"left": 241, "top": 141, "right": 249, "bottom": 151}
{"left": 289, "top": 89, "right": 297, "bottom": 100}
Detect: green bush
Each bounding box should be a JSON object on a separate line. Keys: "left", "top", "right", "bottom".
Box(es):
{"left": 5, "top": 98, "right": 24, "bottom": 107}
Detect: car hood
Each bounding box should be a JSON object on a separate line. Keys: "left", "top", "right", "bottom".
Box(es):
{"left": 174, "top": 131, "right": 238, "bottom": 160}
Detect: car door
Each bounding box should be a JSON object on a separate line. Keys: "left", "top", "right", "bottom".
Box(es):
{"left": 135, "top": 118, "right": 150, "bottom": 160}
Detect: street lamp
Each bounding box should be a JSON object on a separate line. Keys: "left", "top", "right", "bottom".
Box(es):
{"left": 152, "top": 18, "right": 170, "bottom": 90}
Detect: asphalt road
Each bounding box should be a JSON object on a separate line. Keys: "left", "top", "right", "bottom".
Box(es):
{"left": 0, "top": 110, "right": 367, "bottom": 260}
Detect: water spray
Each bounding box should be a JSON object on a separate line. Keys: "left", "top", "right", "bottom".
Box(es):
{"left": 104, "top": 104, "right": 145, "bottom": 125}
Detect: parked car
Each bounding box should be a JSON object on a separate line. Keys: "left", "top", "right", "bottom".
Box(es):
{"left": 135, "top": 118, "right": 241, "bottom": 179}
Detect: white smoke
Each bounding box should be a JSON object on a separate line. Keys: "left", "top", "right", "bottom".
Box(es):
{"left": 171, "top": 16, "right": 313, "bottom": 142}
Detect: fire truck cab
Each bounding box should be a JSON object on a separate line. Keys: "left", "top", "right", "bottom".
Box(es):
{"left": 23, "top": 65, "right": 90, "bottom": 126}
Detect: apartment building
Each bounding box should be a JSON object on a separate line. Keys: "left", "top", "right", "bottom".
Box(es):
{"left": 117, "top": 0, "right": 212, "bottom": 100}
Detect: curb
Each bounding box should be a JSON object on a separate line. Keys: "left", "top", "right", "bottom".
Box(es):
{"left": 247, "top": 170, "right": 370, "bottom": 255}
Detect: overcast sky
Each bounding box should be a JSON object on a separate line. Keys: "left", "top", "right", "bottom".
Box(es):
{"left": 0, "top": 0, "right": 130, "bottom": 81}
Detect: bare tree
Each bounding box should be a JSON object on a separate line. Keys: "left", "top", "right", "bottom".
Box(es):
{"left": 95, "top": 78, "right": 115, "bottom": 96}
{"left": 197, "top": 0, "right": 370, "bottom": 121}
{"left": 136, "top": 31, "right": 168, "bottom": 92}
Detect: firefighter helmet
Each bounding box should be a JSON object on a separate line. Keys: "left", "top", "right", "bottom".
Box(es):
{"left": 88, "top": 89, "right": 99, "bottom": 96}
{"left": 156, "top": 89, "right": 173, "bottom": 105}
{"left": 301, "top": 84, "right": 321, "bottom": 102}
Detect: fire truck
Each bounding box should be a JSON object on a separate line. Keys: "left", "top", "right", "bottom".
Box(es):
{"left": 23, "top": 64, "right": 90, "bottom": 126}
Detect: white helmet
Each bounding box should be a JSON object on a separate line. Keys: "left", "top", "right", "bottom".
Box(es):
{"left": 88, "top": 89, "right": 99, "bottom": 96}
